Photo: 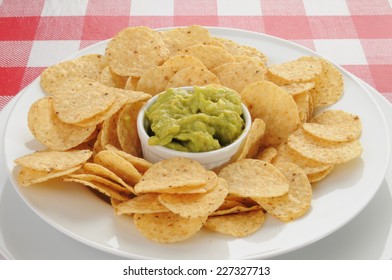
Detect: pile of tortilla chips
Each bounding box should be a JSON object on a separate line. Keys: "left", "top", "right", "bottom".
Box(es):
{"left": 14, "top": 25, "right": 362, "bottom": 243}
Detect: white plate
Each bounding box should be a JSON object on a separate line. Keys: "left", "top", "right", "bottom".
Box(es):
{"left": 1, "top": 27, "right": 390, "bottom": 259}
{"left": 1, "top": 81, "right": 391, "bottom": 260}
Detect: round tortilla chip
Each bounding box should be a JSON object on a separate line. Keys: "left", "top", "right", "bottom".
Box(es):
{"left": 115, "top": 194, "right": 169, "bottom": 215}
{"left": 212, "top": 58, "right": 266, "bottom": 93}
{"left": 104, "top": 144, "right": 153, "bottom": 173}
{"left": 137, "top": 55, "right": 205, "bottom": 95}
{"left": 82, "top": 162, "right": 133, "bottom": 192}
{"left": 302, "top": 122, "right": 360, "bottom": 142}
{"left": 160, "top": 25, "right": 212, "bottom": 55}
{"left": 27, "top": 97, "right": 96, "bottom": 151}
{"left": 134, "top": 158, "right": 209, "bottom": 194}
{"left": 75, "top": 89, "right": 151, "bottom": 127}
{"left": 254, "top": 162, "right": 312, "bottom": 222}
{"left": 14, "top": 150, "right": 92, "bottom": 172}
{"left": 94, "top": 150, "right": 142, "bottom": 186}
{"left": 158, "top": 177, "right": 228, "bottom": 218}
{"left": 180, "top": 44, "right": 234, "bottom": 70}
{"left": 136, "top": 66, "right": 176, "bottom": 95}
{"left": 218, "top": 159, "right": 289, "bottom": 198}
{"left": 213, "top": 37, "right": 267, "bottom": 65}
{"left": 272, "top": 143, "right": 332, "bottom": 175}
{"left": 51, "top": 78, "right": 117, "bottom": 124}
{"left": 152, "top": 171, "right": 218, "bottom": 194}
{"left": 134, "top": 212, "right": 206, "bottom": 243}
{"left": 204, "top": 210, "right": 265, "bottom": 237}
{"left": 287, "top": 128, "right": 362, "bottom": 164}
{"left": 105, "top": 26, "right": 169, "bottom": 77}
{"left": 241, "top": 81, "right": 300, "bottom": 145}
{"left": 267, "top": 58, "right": 322, "bottom": 85}
{"left": 17, "top": 165, "right": 82, "bottom": 187}
{"left": 40, "top": 55, "right": 105, "bottom": 95}
{"left": 298, "top": 56, "right": 344, "bottom": 107}
{"left": 311, "top": 109, "right": 360, "bottom": 125}
{"left": 116, "top": 102, "right": 144, "bottom": 157}
{"left": 166, "top": 66, "right": 221, "bottom": 89}
{"left": 303, "top": 109, "right": 362, "bottom": 142}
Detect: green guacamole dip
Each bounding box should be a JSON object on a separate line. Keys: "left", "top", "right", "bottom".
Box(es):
{"left": 145, "top": 86, "right": 245, "bottom": 152}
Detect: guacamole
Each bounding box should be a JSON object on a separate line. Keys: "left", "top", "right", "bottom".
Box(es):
{"left": 145, "top": 86, "right": 245, "bottom": 152}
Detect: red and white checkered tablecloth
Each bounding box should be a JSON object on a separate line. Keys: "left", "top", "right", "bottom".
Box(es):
{"left": 1, "top": 0, "right": 391, "bottom": 111}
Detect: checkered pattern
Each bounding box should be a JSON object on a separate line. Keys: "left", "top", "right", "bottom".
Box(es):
{"left": 1, "top": 0, "right": 391, "bottom": 110}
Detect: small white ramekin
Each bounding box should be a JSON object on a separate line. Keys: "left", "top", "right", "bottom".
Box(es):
{"left": 136, "top": 86, "right": 252, "bottom": 170}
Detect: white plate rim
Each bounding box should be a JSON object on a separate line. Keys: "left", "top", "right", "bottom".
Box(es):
{"left": 1, "top": 26, "right": 390, "bottom": 260}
